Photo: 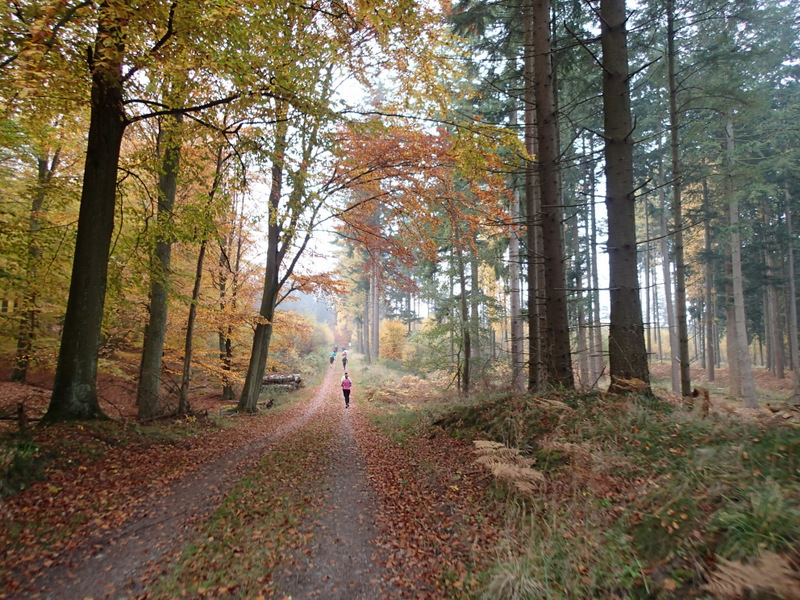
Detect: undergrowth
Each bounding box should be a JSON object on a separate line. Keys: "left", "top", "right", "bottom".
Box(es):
{"left": 0, "top": 417, "right": 217, "bottom": 498}
{"left": 432, "top": 391, "right": 800, "bottom": 599}
{"left": 370, "top": 385, "right": 800, "bottom": 599}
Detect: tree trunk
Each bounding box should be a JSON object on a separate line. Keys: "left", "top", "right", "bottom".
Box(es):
{"left": 524, "top": 0, "right": 544, "bottom": 391}
{"left": 643, "top": 196, "right": 652, "bottom": 358}
{"left": 457, "top": 242, "right": 470, "bottom": 395}
{"left": 363, "top": 284, "right": 371, "bottom": 364}
{"left": 215, "top": 155, "right": 238, "bottom": 402}
{"left": 574, "top": 215, "right": 588, "bottom": 386}
{"left": 725, "top": 258, "right": 741, "bottom": 396}
{"left": 725, "top": 116, "right": 756, "bottom": 407}
{"left": 703, "top": 177, "right": 716, "bottom": 381}
{"left": 764, "top": 209, "right": 784, "bottom": 379}
{"left": 667, "top": 0, "right": 691, "bottom": 397}
{"left": 470, "top": 253, "right": 480, "bottom": 358}
{"left": 137, "top": 113, "right": 183, "bottom": 420}
{"left": 600, "top": 0, "right": 651, "bottom": 394}
{"left": 43, "top": 7, "right": 126, "bottom": 423}
{"left": 588, "top": 135, "right": 604, "bottom": 383}
{"left": 238, "top": 112, "right": 289, "bottom": 413}
{"left": 786, "top": 194, "right": 800, "bottom": 404}
{"left": 509, "top": 111, "right": 525, "bottom": 391}
{"left": 178, "top": 239, "right": 206, "bottom": 415}
{"left": 533, "top": 0, "right": 573, "bottom": 388}
{"left": 371, "top": 263, "right": 380, "bottom": 359}
{"left": 12, "top": 151, "right": 60, "bottom": 382}
{"left": 659, "top": 160, "right": 679, "bottom": 393}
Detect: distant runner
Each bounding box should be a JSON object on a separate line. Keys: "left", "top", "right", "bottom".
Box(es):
{"left": 341, "top": 372, "right": 352, "bottom": 408}
{"left": 329, "top": 351, "right": 336, "bottom": 368}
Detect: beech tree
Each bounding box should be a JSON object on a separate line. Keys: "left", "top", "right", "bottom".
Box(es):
{"left": 0, "top": 1, "right": 289, "bottom": 422}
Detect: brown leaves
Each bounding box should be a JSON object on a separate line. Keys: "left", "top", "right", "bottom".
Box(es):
{"left": 0, "top": 411, "right": 294, "bottom": 596}
{"left": 354, "top": 411, "right": 498, "bottom": 598}
{"left": 704, "top": 553, "right": 800, "bottom": 600}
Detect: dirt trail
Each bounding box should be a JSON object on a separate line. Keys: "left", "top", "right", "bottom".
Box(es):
{"left": 273, "top": 368, "right": 387, "bottom": 599}
{"left": 11, "top": 367, "right": 391, "bottom": 600}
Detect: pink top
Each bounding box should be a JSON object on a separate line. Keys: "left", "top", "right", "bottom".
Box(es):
{"left": 341, "top": 377, "right": 352, "bottom": 390}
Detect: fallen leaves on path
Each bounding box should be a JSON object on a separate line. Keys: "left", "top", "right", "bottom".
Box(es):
{"left": 0, "top": 406, "right": 307, "bottom": 598}
{"left": 354, "top": 410, "right": 499, "bottom": 599}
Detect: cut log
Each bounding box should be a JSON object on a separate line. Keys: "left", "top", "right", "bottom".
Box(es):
{"left": 261, "top": 374, "right": 302, "bottom": 390}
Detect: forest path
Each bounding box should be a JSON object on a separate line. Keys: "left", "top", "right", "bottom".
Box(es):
{"left": 272, "top": 365, "right": 389, "bottom": 599}
{"left": 10, "top": 374, "right": 332, "bottom": 600}
{"left": 6, "top": 362, "right": 497, "bottom": 600}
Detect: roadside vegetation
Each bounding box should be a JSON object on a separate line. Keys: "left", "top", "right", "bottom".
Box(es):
{"left": 358, "top": 361, "right": 800, "bottom": 600}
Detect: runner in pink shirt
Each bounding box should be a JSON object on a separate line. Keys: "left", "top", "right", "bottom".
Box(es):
{"left": 340, "top": 372, "right": 352, "bottom": 408}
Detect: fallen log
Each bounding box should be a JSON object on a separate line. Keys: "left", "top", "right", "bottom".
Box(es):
{"left": 261, "top": 374, "right": 302, "bottom": 390}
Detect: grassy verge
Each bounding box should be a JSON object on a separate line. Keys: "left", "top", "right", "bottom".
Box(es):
{"left": 433, "top": 391, "right": 800, "bottom": 600}
{"left": 351, "top": 359, "right": 800, "bottom": 599}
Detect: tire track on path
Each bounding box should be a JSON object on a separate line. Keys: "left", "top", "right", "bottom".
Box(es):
{"left": 12, "top": 377, "right": 329, "bottom": 600}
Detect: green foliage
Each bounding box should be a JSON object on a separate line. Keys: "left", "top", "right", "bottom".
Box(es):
{"left": 0, "top": 436, "right": 39, "bottom": 496}
{"left": 483, "top": 508, "right": 645, "bottom": 600}
{"left": 709, "top": 480, "right": 800, "bottom": 560}
{"left": 432, "top": 391, "right": 800, "bottom": 597}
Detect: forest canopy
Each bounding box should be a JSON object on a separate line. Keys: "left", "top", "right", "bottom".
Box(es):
{"left": 1, "top": 0, "right": 799, "bottom": 420}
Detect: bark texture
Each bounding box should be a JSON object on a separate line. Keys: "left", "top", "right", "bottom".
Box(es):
{"left": 44, "top": 6, "right": 125, "bottom": 423}
{"left": 137, "top": 114, "right": 182, "bottom": 420}
{"left": 533, "top": 0, "right": 573, "bottom": 388}
{"left": 600, "top": 0, "right": 651, "bottom": 393}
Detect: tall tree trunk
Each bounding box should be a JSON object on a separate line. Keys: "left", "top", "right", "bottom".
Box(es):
{"left": 600, "top": 0, "right": 651, "bottom": 394}
{"left": 214, "top": 159, "right": 238, "bottom": 402}
{"left": 12, "top": 151, "right": 60, "bottom": 382}
{"left": 764, "top": 207, "right": 784, "bottom": 379}
{"left": 137, "top": 113, "right": 183, "bottom": 420}
{"left": 237, "top": 111, "right": 289, "bottom": 413}
{"left": 509, "top": 111, "right": 525, "bottom": 390}
{"left": 470, "top": 253, "right": 480, "bottom": 358}
{"left": 574, "top": 216, "right": 588, "bottom": 386}
{"left": 524, "top": 0, "right": 544, "bottom": 391}
{"left": 178, "top": 240, "right": 207, "bottom": 415}
{"left": 725, "top": 116, "right": 756, "bottom": 406}
{"left": 457, "top": 242, "right": 470, "bottom": 395}
{"left": 44, "top": 7, "right": 126, "bottom": 423}
{"left": 363, "top": 285, "right": 371, "bottom": 364}
{"left": 371, "top": 263, "right": 380, "bottom": 359}
{"left": 217, "top": 187, "right": 241, "bottom": 403}
{"left": 786, "top": 194, "right": 800, "bottom": 405}
{"left": 703, "top": 177, "right": 716, "bottom": 381}
{"left": 533, "top": 0, "right": 573, "bottom": 388}
{"left": 725, "top": 258, "right": 741, "bottom": 396}
{"left": 588, "top": 136, "right": 604, "bottom": 383}
{"left": 667, "top": 0, "right": 691, "bottom": 397}
{"left": 643, "top": 196, "right": 652, "bottom": 357}
{"left": 659, "top": 160, "right": 679, "bottom": 393}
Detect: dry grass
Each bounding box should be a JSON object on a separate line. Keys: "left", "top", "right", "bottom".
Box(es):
{"left": 703, "top": 552, "right": 800, "bottom": 599}
{"left": 473, "top": 440, "right": 544, "bottom": 496}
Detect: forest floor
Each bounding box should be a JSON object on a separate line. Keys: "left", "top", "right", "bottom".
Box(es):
{"left": 0, "top": 361, "right": 498, "bottom": 599}
{"left": 1, "top": 359, "right": 799, "bottom": 599}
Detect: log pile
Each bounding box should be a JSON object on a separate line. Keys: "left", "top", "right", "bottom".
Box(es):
{"left": 261, "top": 373, "right": 303, "bottom": 392}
